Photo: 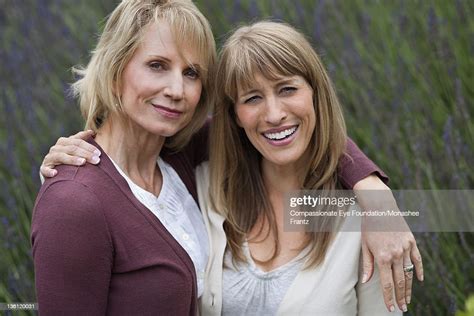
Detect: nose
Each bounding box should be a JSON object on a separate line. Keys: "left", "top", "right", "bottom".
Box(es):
{"left": 163, "top": 71, "right": 184, "bottom": 101}
{"left": 264, "top": 96, "right": 287, "bottom": 125}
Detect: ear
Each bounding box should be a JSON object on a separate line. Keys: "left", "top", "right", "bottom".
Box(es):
{"left": 112, "top": 79, "right": 119, "bottom": 98}
{"left": 112, "top": 84, "right": 122, "bottom": 110}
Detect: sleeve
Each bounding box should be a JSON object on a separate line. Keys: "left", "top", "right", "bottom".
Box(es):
{"left": 338, "top": 137, "right": 389, "bottom": 189}
{"left": 31, "top": 180, "right": 113, "bottom": 315}
{"left": 183, "top": 119, "right": 211, "bottom": 168}
{"left": 356, "top": 265, "right": 402, "bottom": 315}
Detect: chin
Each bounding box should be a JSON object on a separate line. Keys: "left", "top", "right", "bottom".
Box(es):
{"left": 262, "top": 149, "right": 306, "bottom": 167}
{"left": 264, "top": 156, "right": 298, "bottom": 167}
{"left": 147, "top": 123, "right": 183, "bottom": 137}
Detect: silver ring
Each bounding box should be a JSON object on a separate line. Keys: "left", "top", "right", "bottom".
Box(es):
{"left": 403, "top": 264, "right": 414, "bottom": 273}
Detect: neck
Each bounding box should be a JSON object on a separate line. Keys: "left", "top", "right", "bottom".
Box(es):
{"left": 260, "top": 154, "right": 313, "bottom": 226}
{"left": 259, "top": 160, "right": 301, "bottom": 228}
{"left": 95, "top": 115, "right": 165, "bottom": 194}
{"left": 261, "top": 161, "right": 303, "bottom": 196}
{"left": 247, "top": 158, "right": 310, "bottom": 270}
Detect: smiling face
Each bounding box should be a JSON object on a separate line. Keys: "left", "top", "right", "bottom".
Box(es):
{"left": 119, "top": 19, "right": 203, "bottom": 138}
{"left": 234, "top": 73, "right": 316, "bottom": 168}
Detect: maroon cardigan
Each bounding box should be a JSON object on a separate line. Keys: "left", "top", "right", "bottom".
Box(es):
{"left": 31, "top": 123, "right": 386, "bottom": 315}
{"left": 32, "top": 139, "right": 198, "bottom": 316}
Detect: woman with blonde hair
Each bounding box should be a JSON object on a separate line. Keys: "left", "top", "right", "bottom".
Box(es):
{"left": 32, "top": 0, "right": 215, "bottom": 314}
{"left": 197, "top": 21, "right": 415, "bottom": 314}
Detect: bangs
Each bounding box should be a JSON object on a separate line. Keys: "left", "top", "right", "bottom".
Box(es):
{"left": 223, "top": 32, "right": 308, "bottom": 102}
{"left": 154, "top": 3, "right": 214, "bottom": 82}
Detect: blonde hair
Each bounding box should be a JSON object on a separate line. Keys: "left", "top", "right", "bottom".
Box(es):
{"left": 72, "top": 0, "right": 216, "bottom": 150}
{"left": 209, "top": 21, "right": 347, "bottom": 268}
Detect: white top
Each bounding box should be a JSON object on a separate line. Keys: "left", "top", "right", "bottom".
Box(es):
{"left": 222, "top": 242, "right": 308, "bottom": 315}
{"left": 111, "top": 157, "right": 209, "bottom": 298}
{"left": 196, "top": 162, "right": 401, "bottom": 316}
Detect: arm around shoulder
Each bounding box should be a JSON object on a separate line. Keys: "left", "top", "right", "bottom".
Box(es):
{"left": 338, "top": 137, "right": 389, "bottom": 189}
{"left": 31, "top": 180, "right": 113, "bottom": 315}
{"left": 185, "top": 119, "right": 211, "bottom": 167}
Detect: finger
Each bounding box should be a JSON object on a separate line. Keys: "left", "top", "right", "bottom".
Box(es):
{"left": 39, "top": 165, "right": 58, "bottom": 178}
{"left": 403, "top": 251, "right": 414, "bottom": 305}
{"left": 392, "top": 254, "right": 407, "bottom": 312}
{"left": 54, "top": 138, "right": 101, "bottom": 157}
{"left": 60, "top": 145, "right": 101, "bottom": 164}
{"left": 70, "top": 130, "right": 95, "bottom": 140}
{"left": 411, "top": 243, "right": 424, "bottom": 282}
{"left": 377, "top": 257, "right": 396, "bottom": 312}
{"left": 361, "top": 242, "right": 374, "bottom": 283}
{"left": 43, "top": 152, "right": 86, "bottom": 168}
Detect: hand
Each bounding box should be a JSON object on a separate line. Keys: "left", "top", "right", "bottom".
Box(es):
{"left": 40, "top": 130, "right": 101, "bottom": 177}
{"left": 361, "top": 228, "right": 422, "bottom": 312}
{"left": 354, "top": 175, "right": 424, "bottom": 313}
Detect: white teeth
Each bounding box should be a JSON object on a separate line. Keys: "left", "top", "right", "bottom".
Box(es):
{"left": 264, "top": 126, "right": 297, "bottom": 140}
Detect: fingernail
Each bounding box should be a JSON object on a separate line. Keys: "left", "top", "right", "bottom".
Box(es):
{"left": 390, "top": 305, "right": 395, "bottom": 312}
{"left": 402, "top": 304, "right": 407, "bottom": 312}
{"left": 407, "top": 296, "right": 411, "bottom": 304}
{"left": 362, "top": 273, "right": 368, "bottom": 283}
{"left": 51, "top": 170, "right": 57, "bottom": 177}
{"left": 78, "top": 158, "right": 86, "bottom": 164}
{"left": 94, "top": 149, "right": 101, "bottom": 156}
{"left": 420, "top": 274, "right": 424, "bottom": 282}
{"left": 91, "top": 156, "right": 100, "bottom": 164}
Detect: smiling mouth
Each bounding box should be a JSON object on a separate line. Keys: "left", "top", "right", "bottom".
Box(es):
{"left": 152, "top": 104, "right": 183, "bottom": 118}
{"left": 263, "top": 126, "right": 298, "bottom": 141}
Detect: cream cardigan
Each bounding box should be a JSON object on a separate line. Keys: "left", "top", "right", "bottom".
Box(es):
{"left": 196, "top": 163, "right": 400, "bottom": 316}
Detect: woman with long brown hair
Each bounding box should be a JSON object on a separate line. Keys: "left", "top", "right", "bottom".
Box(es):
{"left": 198, "top": 21, "right": 413, "bottom": 314}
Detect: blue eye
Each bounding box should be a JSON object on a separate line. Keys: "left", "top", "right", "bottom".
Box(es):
{"left": 280, "top": 86, "right": 297, "bottom": 94}
{"left": 149, "top": 62, "right": 163, "bottom": 70}
{"left": 184, "top": 68, "right": 199, "bottom": 80}
{"left": 244, "top": 95, "right": 260, "bottom": 104}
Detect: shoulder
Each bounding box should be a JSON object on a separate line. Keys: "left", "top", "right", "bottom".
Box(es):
{"left": 38, "top": 175, "right": 101, "bottom": 204}
{"left": 32, "top": 176, "right": 113, "bottom": 250}
{"left": 339, "top": 137, "right": 389, "bottom": 188}
{"left": 33, "top": 166, "right": 109, "bottom": 230}
{"left": 195, "top": 162, "right": 210, "bottom": 210}
{"left": 196, "top": 162, "right": 210, "bottom": 186}
{"left": 40, "top": 160, "right": 114, "bottom": 195}
{"left": 196, "top": 162, "right": 214, "bottom": 211}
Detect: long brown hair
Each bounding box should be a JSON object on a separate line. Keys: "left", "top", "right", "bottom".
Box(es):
{"left": 209, "top": 21, "right": 347, "bottom": 268}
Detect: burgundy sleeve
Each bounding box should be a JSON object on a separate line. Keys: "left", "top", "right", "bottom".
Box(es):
{"left": 31, "top": 181, "right": 113, "bottom": 315}
{"left": 338, "top": 137, "right": 389, "bottom": 189}
{"left": 184, "top": 118, "right": 210, "bottom": 167}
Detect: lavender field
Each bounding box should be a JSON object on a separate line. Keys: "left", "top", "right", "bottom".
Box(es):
{"left": 0, "top": 0, "right": 473, "bottom": 315}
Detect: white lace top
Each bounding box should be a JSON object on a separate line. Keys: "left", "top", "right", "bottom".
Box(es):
{"left": 111, "top": 157, "right": 209, "bottom": 297}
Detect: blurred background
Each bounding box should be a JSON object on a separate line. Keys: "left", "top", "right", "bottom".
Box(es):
{"left": 0, "top": 0, "right": 473, "bottom": 315}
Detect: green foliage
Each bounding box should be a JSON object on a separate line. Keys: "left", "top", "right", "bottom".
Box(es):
{"left": 0, "top": 0, "right": 472, "bottom": 315}
{"left": 456, "top": 294, "right": 474, "bottom": 316}
{"left": 0, "top": 1, "right": 116, "bottom": 314}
